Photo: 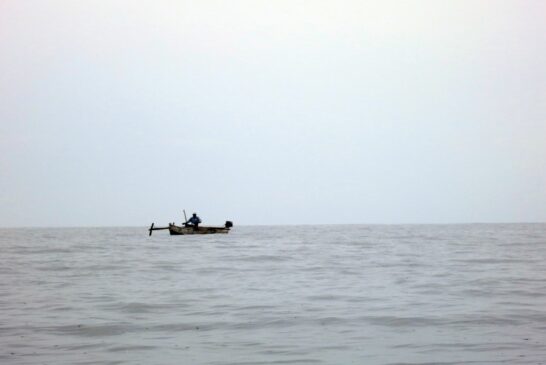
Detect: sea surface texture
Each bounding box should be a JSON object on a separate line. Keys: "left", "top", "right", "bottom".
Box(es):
{"left": 1, "top": 224, "right": 546, "bottom": 365}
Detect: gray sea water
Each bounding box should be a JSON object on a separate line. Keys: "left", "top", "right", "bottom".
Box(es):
{"left": 1, "top": 224, "right": 546, "bottom": 365}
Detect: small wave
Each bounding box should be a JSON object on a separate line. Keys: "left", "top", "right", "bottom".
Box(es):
{"left": 359, "top": 315, "right": 447, "bottom": 327}
{"left": 44, "top": 323, "right": 138, "bottom": 337}
{"left": 235, "top": 255, "right": 292, "bottom": 263}
{"left": 215, "top": 360, "right": 322, "bottom": 365}
{"left": 107, "top": 345, "right": 157, "bottom": 352}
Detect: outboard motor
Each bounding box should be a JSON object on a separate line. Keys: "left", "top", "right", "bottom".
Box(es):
{"left": 225, "top": 221, "right": 233, "bottom": 228}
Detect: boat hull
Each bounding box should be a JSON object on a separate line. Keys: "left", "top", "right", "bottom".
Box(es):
{"left": 168, "top": 224, "right": 230, "bottom": 235}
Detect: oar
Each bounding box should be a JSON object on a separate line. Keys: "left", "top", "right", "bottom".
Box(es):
{"left": 183, "top": 210, "right": 188, "bottom": 225}
{"left": 148, "top": 223, "right": 170, "bottom": 236}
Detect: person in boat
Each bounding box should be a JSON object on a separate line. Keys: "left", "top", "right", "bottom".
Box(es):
{"left": 186, "top": 213, "right": 202, "bottom": 230}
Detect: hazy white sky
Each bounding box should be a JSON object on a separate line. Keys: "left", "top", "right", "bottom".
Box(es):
{"left": 1, "top": 1, "right": 545, "bottom": 227}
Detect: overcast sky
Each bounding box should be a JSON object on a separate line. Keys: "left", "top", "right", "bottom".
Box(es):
{"left": 1, "top": 1, "right": 545, "bottom": 227}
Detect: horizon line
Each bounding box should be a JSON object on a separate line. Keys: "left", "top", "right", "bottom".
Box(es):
{"left": 1, "top": 221, "right": 545, "bottom": 229}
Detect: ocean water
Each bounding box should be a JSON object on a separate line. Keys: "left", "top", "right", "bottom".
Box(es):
{"left": 1, "top": 224, "right": 546, "bottom": 365}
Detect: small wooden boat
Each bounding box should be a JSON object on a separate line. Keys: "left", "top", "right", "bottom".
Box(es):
{"left": 149, "top": 221, "right": 233, "bottom": 236}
